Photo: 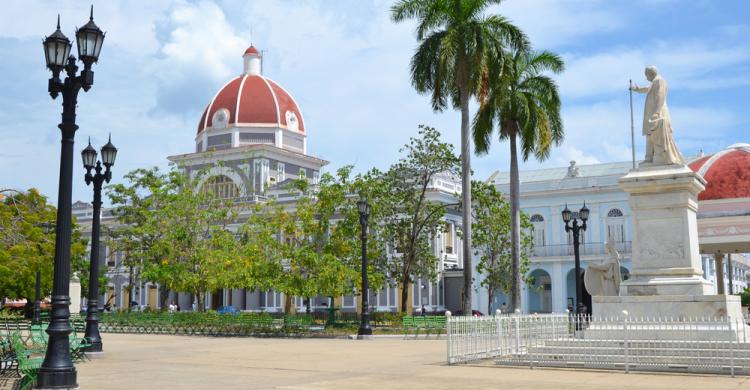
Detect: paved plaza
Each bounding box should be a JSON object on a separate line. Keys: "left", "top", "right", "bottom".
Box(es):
{"left": 65, "top": 334, "right": 750, "bottom": 389}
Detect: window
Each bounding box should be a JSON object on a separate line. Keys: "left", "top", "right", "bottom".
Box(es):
{"left": 106, "top": 246, "right": 115, "bottom": 267}
{"left": 312, "top": 171, "right": 320, "bottom": 185}
{"left": 299, "top": 168, "right": 307, "bottom": 179}
{"left": 201, "top": 175, "right": 240, "bottom": 199}
{"left": 443, "top": 223, "right": 454, "bottom": 254}
{"left": 276, "top": 163, "right": 285, "bottom": 183}
{"left": 606, "top": 208, "right": 625, "bottom": 242}
{"left": 253, "top": 159, "right": 270, "bottom": 193}
{"left": 206, "top": 134, "right": 232, "bottom": 151}
{"left": 530, "top": 214, "right": 545, "bottom": 247}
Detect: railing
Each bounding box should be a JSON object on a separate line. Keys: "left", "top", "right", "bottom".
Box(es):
{"left": 446, "top": 313, "right": 568, "bottom": 364}
{"left": 447, "top": 314, "right": 750, "bottom": 376}
{"left": 532, "top": 241, "right": 631, "bottom": 257}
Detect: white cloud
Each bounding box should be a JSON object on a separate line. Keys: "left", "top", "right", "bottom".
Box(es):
{"left": 559, "top": 40, "right": 750, "bottom": 99}
{"left": 499, "top": 0, "right": 624, "bottom": 48}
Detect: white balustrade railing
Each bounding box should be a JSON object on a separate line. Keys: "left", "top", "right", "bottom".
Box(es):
{"left": 447, "top": 313, "right": 750, "bottom": 376}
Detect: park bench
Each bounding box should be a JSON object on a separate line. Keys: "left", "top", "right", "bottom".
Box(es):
{"left": 0, "top": 336, "right": 18, "bottom": 376}
{"left": 11, "top": 332, "right": 43, "bottom": 390}
{"left": 402, "top": 315, "right": 446, "bottom": 338}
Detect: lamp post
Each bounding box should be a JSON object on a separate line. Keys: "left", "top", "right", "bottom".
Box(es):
{"left": 357, "top": 199, "right": 373, "bottom": 339}
{"left": 33, "top": 271, "right": 42, "bottom": 324}
{"left": 39, "top": 7, "right": 104, "bottom": 388}
{"left": 562, "top": 202, "right": 589, "bottom": 317}
{"left": 81, "top": 136, "right": 117, "bottom": 354}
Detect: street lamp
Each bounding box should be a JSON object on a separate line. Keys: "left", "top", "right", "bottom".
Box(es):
{"left": 39, "top": 7, "right": 105, "bottom": 388}
{"left": 562, "top": 202, "right": 589, "bottom": 318}
{"left": 357, "top": 199, "right": 373, "bottom": 339}
{"left": 81, "top": 135, "right": 117, "bottom": 354}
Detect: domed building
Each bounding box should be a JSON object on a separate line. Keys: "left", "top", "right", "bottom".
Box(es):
{"left": 168, "top": 46, "right": 327, "bottom": 199}
{"left": 691, "top": 143, "right": 750, "bottom": 294}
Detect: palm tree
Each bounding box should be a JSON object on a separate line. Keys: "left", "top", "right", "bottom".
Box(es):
{"left": 391, "top": 0, "right": 527, "bottom": 315}
{"left": 473, "top": 49, "right": 564, "bottom": 312}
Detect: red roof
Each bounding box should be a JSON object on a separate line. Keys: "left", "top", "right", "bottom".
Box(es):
{"left": 689, "top": 144, "right": 750, "bottom": 201}
{"left": 197, "top": 74, "right": 305, "bottom": 134}
{"left": 244, "top": 46, "right": 259, "bottom": 55}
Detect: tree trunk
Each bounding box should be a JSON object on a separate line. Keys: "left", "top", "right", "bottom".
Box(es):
{"left": 159, "top": 283, "right": 169, "bottom": 311}
{"left": 509, "top": 131, "right": 522, "bottom": 313}
{"left": 459, "top": 85, "right": 473, "bottom": 316}
{"left": 196, "top": 290, "right": 204, "bottom": 312}
{"left": 127, "top": 265, "right": 134, "bottom": 310}
{"left": 400, "top": 276, "right": 410, "bottom": 314}
{"left": 487, "top": 286, "right": 494, "bottom": 315}
{"left": 283, "top": 294, "right": 293, "bottom": 314}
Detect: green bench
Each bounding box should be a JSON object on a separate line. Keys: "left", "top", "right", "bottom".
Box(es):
{"left": 402, "top": 315, "right": 446, "bottom": 338}
{"left": 11, "top": 332, "right": 43, "bottom": 390}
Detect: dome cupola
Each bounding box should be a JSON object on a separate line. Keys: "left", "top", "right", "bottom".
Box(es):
{"left": 195, "top": 46, "right": 307, "bottom": 155}
{"left": 689, "top": 143, "right": 750, "bottom": 201}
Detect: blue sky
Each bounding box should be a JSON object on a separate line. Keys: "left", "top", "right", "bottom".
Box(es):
{"left": 1, "top": 0, "right": 749, "bottom": 204}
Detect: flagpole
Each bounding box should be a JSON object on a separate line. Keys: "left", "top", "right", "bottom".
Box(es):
{"left": 629, "top": 79, "right": 636, "bottom": 169}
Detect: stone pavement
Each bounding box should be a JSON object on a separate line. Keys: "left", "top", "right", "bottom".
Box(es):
{"left": 59, "top": 334, "right": 750, "bottom": 389}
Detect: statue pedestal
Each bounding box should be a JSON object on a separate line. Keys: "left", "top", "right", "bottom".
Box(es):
{"left": 593, "top": 164, "right": 744, "bottom": 320}
{"left": 70, "top": 275, "right": 81, "bottom": 315}
{"left": 594, "top": 295, "right": 742, "bottom": 320}
{"left": 618, "top": 164, "right": 713, "bottom": 296}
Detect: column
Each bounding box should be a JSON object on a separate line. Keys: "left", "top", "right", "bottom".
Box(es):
{"left": 552, "top": 262, "right": 564, "bottom": 313}
{"left": 715, "top": 252, "right": 725, "bottom": 295}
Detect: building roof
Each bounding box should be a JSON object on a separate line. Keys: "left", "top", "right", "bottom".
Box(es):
{"left": 689, "top": 143, "right": 750, "bottom": 201}
{"left": 492, "top": 160, "right": 635, "bottom": 185}
{"left": 197, "top": 48, "right": 304, "bottom": 135}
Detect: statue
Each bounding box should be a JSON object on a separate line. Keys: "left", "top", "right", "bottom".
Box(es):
{"left": 566, "top": 160, "right": 580, "bottom": 178}
{"left": 631, "top": 66, "right": 685, "bottom": 166}
{"left": 584, "top": 241, "right": 622, "bottom": 296}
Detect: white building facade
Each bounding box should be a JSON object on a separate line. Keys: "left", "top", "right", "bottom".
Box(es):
{"left": 473, "top": 146, "right": 750, "bottom": 315}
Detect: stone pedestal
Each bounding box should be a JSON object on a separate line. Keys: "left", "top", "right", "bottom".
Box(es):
{"left": 69, "top": 274, "right": 81, "bottom": 315}
{"left": 617, "top": 164, "right": 713, "bottom": 296}
{"left": 594, "top": 295, "right": 743, "bottom": 320}
{"left": 593, "top": 164, "right": 744, "bottom": 320}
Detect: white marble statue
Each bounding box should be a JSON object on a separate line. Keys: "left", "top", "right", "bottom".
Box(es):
{"left": 631, "top": 66, "right": 685, "bottom": 166}
{"left": 585, "top": 241, "right": 622, "bottom": 296}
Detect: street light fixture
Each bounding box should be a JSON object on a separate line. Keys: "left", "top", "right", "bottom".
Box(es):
{"left": 357, "top": 199, "right": 373, "bottom": 339}
{"left": 81, "top": 136, "right": 117, "bottom": 354}
{"left": 39, "top": 7, "right": 105, "bottom": 388}
{"left": 562, "top": 202, "right": 589, "bottom": 318}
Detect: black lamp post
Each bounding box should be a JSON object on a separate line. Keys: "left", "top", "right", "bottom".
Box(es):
{"left": 357, "top": 199, "right": 373, "bottom": 339}
{"left": 33, "top": 271, "right": 42, "bottom": 324}
{"left": 81, "top": 136, "right": 117, "bottom": 353}
{"left": 39, "top": 7, "right": 104, "bottom": 388}
{"left": 562, "top": 202, "right": 589, "bottom": 316}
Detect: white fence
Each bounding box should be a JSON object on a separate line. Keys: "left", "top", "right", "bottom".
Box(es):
{"left": 447, "top": 314, "right": 750, "bottom": 376}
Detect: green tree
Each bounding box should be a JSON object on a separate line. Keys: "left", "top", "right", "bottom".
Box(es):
{"left": 107, "top": 166, "right": 242, "bottom": 312}
{"left": 473, "top": 49, "right": 564, "bottom": 311}
{"left": 239, "top": 167, "right": 387, "bottom": 314}
{"left": 107, "top": 168, "right": 175, "bottom": 309}
{"left": 468, "top": 181, "right": 533, "bottom": 314}
{"left": 392, "top": 0, "right": 528, "bottom": 313}
{"left": 379, "top": 126, "right": 460, "bottom": 313}
{"left": 0, "top": 189, "right": 88, "bottom": 301}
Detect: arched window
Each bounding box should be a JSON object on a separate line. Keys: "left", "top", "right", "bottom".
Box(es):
{"left": 530, "top": 214, "right": 545, "bottom": 248}
{"left": 606, "top": 208, "right": 625, "bottom": 242}
{"left": 201, "top": 175, "right": 240, "bottom": 199}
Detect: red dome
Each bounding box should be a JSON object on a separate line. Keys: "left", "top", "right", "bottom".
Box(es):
{"left": 689, "top": 143, "right": 750, "bottom": 201}
{"left": 244, "top": 46, "right": 259, "bottom": 55}
{"left": 197, "top": 74, "right": 305, "bottom": 134}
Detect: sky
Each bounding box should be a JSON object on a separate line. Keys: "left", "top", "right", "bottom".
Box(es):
{"left": 1, "top": 0, "right": 749, "bottom": 205}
